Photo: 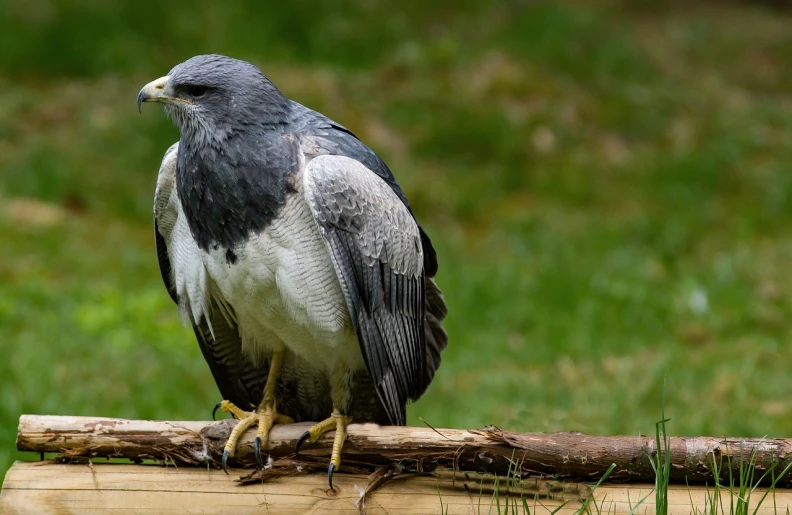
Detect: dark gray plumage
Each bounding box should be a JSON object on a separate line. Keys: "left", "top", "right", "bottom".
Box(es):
{"left": 139, "top": 55, "right": 447, "bottom": 474}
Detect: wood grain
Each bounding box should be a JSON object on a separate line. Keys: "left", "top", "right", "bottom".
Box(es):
{"left": 2, "top": 462, "right": 791, "bottom": 514}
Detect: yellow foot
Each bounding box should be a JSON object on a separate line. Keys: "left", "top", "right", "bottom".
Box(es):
{"left": 295, "top": 409, "right": 352, "bottom": 489}
{"left": 213, "top": 400, "right": 294, "bottom": 472}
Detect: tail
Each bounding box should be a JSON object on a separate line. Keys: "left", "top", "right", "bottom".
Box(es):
{"left": 413, "top": 225, "right": 448, "bottom": 399}
{"left": 423, "top": 276, "right": 448, "bottom": 390}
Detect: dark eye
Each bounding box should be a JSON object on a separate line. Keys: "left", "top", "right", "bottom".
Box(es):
{"left": 187, "top": 85, "right": 207, "bottom": 98}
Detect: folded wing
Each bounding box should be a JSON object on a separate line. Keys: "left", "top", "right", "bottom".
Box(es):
{"left": 303, "top": 155, "right": 431, "bottom": 425}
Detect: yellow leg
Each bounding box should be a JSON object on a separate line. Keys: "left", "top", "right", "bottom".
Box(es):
{"left": 295, "top": 409, "right": 352, "bottom": 489}
{"left": 253, "top": 351, "right": 294, "bottom": 465}
{"left": 216, "top": 350, "right": 294, "bottom": 471}
{"left": 329, "top": 414, "right": 349, "bottom": 472}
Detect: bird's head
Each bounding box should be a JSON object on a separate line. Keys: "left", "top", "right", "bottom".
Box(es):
{"left": 137, "top": 54, "right": 291, "bottom": 141}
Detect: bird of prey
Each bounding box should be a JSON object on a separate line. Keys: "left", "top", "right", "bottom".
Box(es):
{"left": 137, "top": 54, "right": 447, "bottom": 486}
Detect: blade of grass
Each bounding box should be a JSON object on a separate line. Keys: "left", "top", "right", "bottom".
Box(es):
{"left": 577, "top": 462, "right": 617, "bottom": 515}
{"left": 651, "top": 377, "right": 672, "bottom": 515}
{"left": 750, "top": 455, "right": 792, "bottom": 515}
{"left": 521, "top": 494, "right": 532, "bottom": 515}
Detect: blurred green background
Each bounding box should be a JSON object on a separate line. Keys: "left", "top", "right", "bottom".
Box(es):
{"left": 2, "top": 0, "right": 792, "bottom": 480}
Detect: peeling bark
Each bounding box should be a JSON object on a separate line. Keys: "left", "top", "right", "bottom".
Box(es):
{"left": 16, "top": 415, "right": 792, "bottom": 485}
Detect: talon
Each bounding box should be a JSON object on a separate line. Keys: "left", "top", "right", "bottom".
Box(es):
{"left": 301, "top": 410, "right": 350, "bottom": 488}
{"left": 212, "top": 401, "right": 223, "bottom": 421}
{"left": 295, "top": 430, "right": 311, "bottom": 456}
{"left": 221, "top": 449, "right": 230, "bottom": 474}
{"left": 214, "top": 351, "right": 291, "bottom": 476}
{"left": 254, "top": 436, "right": 264, "bottom": 468}
{"left": 327, "top": 462, "right": 335, "bottom": 490}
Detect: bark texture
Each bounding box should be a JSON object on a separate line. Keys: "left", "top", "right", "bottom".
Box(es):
{"left": 16, "top": 415, "right": 792, "bottom": 485}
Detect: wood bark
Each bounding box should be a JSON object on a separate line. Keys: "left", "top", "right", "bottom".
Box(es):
{"left": 2, "top": 462, "right": 792, "bottom": 515}
{"left": 15, "top": 414, "right": 792, "bottom": 485}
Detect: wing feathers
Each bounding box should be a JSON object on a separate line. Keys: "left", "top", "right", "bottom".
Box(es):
{"left": 303, "top": 155, "right": 428, "bottom": 425}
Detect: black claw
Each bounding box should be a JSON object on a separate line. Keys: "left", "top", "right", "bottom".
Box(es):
{"left": 221, "top": 450, "right": 230, "bottom": 474}
{"left": 327, "top": 463, "right": 335, "bottom": 490}
{"left": 295, "top": 431, "right": 311, "bottom": 456}
{"left": 254, "top": 436, "right": 264, "bottom": 468}
{"left": 212, "top": 402, "right": 223, "bottom": 421}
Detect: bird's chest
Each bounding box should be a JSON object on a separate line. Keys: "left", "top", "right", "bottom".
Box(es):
{"left": 200, "top": 191, "right": 351, "bottom": 352}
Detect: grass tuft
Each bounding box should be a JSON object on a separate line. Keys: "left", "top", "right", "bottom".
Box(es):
{"left": 649, "top": 382, "right": 672, "bottom": 515}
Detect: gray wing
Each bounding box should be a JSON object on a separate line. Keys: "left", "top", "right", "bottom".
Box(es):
{"left": 289, "top": 101, "right": 438, "bottom": 276}
{"left": 294, "top": 117, "right": 448, "bottom": 400}
{"left": 154, "top": 143, "right": 266, "bottom": 410}
{"left": 303, "top": 154, "right": 430, "bottom": 425}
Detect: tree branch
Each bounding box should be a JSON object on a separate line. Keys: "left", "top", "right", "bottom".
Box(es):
{"left": 16, "top": 415, "right": 792, "bottom": 485}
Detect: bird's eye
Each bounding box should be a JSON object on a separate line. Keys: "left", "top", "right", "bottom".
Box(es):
{"left": 187, "top": 85, "right": 208, "bottom": 98}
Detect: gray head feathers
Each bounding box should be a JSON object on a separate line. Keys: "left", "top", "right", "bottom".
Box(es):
{"left": 165, "top": 54, "right": 291, "bottom": 142}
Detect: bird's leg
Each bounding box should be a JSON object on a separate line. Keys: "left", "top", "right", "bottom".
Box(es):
{"left": 295, "top": 362, "right": 352, "bottom": 489}
{"left": 252, "top": 349, "right": 294, "bottom": 467}
{"left": 295, "top": 409, "right": 352, "bottom": 488}
{"left": 216, "top": 349, "right": 294, "bottom": 471}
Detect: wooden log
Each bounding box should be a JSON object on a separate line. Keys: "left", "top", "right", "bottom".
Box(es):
{"left": 2, "top": 461, "right": 792, "bottom": 515}
{"left": 15, "top": 415, "right": 792, "bottom": 485}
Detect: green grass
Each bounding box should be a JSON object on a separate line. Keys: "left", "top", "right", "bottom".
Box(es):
{"left": 652, "top": 388, "right": 673, "bottom": 515}
{"left": 2, "top": 0, "right": 792, "bottom": 490}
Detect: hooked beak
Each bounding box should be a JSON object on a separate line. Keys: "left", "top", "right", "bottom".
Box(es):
{"left": 137, "top": 76, "right": 171, "bottom": 113}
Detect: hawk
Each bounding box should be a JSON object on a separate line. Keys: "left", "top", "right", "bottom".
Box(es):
{"left": 137, "top": 55, "right": 447, "bottom": 486}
